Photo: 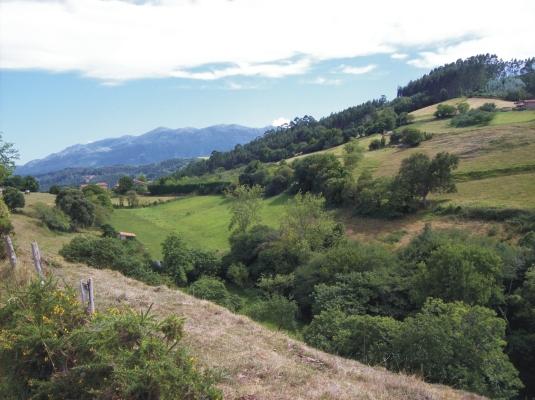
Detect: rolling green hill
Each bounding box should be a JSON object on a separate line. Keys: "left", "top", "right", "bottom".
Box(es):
{"left": 109, "top": 98, "right": 535, "bottom": 258}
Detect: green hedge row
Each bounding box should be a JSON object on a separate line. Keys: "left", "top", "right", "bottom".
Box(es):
{"left": 148, "top": 181, "right": 232, "bottom": 195}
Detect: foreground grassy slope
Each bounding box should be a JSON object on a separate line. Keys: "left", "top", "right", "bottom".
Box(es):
{"left": 111, "top": 194, "right": 291, "bottom": 257}
{"left": 8, "top": 209, "right": 483, "bottom": 400}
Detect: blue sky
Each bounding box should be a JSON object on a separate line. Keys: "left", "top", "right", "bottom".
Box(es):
{"left": 1, "top": 0, "right": 534, "bottom": 164}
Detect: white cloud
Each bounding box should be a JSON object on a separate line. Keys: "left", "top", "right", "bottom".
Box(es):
{"left": 1, "top": 0, "right": 534, "bottom": 82}
{"left": 391, "top": 53, "right": 408, "bottom": 60}
{"left": 306, "top": 76, "right": 342, "bottom": 86}
{"left": 272, "top": 117, "right": 290, "bottom": 127}
{"left": 339, "top": 64, "right": 377, "bottom": 75}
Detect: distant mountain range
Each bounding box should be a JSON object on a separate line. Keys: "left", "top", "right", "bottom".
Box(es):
{"left": 16, "top": 124, "right": 268, "bottom": 176}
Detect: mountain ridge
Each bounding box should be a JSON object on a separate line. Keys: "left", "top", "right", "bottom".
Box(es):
{"left": 17, "top": 124, "right": 269, "bottom": 175}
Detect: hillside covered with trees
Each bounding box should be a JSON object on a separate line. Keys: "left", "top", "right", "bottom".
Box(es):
{"left": 172, "top": 55, "right": 534, "bottom": 177}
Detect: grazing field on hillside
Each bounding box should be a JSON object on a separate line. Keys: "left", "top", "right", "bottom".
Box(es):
{"left": 410, "top": 97, "right": 514, "bottom": 120}
{"left": 431, "top": 172, "right": 535, "bottom": 209}
{"left": 110, "top": 194, "right": 291, "bottom": 257}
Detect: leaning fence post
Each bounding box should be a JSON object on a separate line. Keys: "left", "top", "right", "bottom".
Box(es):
{"left": 4, "top": 235, "right": 17, "bottom": 268}
{"left": 80, "top": 278, "right": 95, "bottom": 315}
{"left": 31, "top": 242, "right": 44, "bottom": 279}
{"left": 87, "top": 278, "right": 95, "bottom": 315}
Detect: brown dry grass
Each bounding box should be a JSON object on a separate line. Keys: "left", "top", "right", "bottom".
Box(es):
{"left": 6, "top": 212, "right": 484, "bottom": 400}
{"left": 339, "top": 211, "right": 506, "bottom": 248}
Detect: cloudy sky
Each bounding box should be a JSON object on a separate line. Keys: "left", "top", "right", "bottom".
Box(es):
{"left": 1, "top": 0, "right": 534, "bottom": 163}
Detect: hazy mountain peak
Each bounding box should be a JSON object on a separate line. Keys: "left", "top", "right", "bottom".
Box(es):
{"left": 17, "top": 124, "right": 269, "bottom": 175}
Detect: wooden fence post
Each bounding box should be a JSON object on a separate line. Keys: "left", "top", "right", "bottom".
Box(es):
{"left": 4, "top": 235, "right": 17, "bottom": 268}
{"left": 79, "top": 278, "right": 95, "bottom": 315}
{"left": 88, "top": 278, "right": 95, "bottom": 315}
{"left": 31, "top": 242, "right": 44, "bottom": 279}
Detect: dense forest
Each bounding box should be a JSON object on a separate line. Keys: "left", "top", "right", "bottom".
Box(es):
{"left": 172, "top": 55, "right": 535, "bottom": 178}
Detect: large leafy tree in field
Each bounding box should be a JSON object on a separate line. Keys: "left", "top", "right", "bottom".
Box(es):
{"left": 395, "top": 152, "right": 458, "bottom": 208}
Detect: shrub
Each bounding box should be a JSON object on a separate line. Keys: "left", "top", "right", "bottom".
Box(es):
{"left": 226, "top": 262, "right": 249, "bottom": 288}
{"left": 257, "top": 273, "right": 295, "bottom": 296}
{"left": 0, "top": 199, "right": 12, "bottom": 260}
{"left": 304, "top": 309, "right": 402, "bottom": 364}
{"left": 412, "top": 242, "right": 504, "bottom": 307}
{"left": 48, "top": 185, "right": 61, "bottom": 194}
{"left": 457, "top": 101, "right": 470, "bottom": 114}
{"left": 188, "top": 249, "right": 221, "bottom": 282}
{"left": 162, "top": 233, "right": 193, "bottom": 285}
{"left": 2, "top": 187, "right": 24, "bottom": 211}
{"left": 434, "top": 103, "right": 457, "bottom": 118}
{"left": 479, "top": 102, "right": 497, "bottom": 112}
{"left": 368, "top": 137, "right": 386, "bottom": 151}
{"left": 245, "top": 294, "right": 298, "bottom": 330}
{"left": 0, "top": 280, "right": 221, "bottom": 400}
{"left": 396, "top": 299, "right": 522, "bottom": 399}
{"left": 188, "top": 277, "right": 242, "bottom": 311}
{"left": 100, "top": 223, "right": 118, "bottom": 238}
{"left": 401, "top": 128, "right": 425, "bottom": 147}
{"left": 33, "top": 202, "right": 71, "bottom": 232}
{"left": 55, "top": 189, "right": 95, "bottom": 228}
{"left": 60, "top": 236, "right": 164, "bottom": 285}
{"left": 388, "top": 131, "right": 403, "bottom": 145}
{"left": 0, "top": 198, "right": 13, "bottom": 235}
{"left": 450, "top": 109, "right": 495, "bottom": 127}
{"left": 304, "top": 299, "right": 522, "bottom": 399}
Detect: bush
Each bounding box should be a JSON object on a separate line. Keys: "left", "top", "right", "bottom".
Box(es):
{"left": 55, "top": 189, "right": 96, "bottom": 228}
{"left": 304, "top": 309, "right": 402, "bottom": 364}
{"left": 0, "top": 199, "right": 12, "bottom": 260}
{"left": 412, "top": 242, "right": 504, "bottom": 307}
{"left": 402, "top": 128, "right": 426, "bottom": 147}
{"left": 304, "top": 299, "right": 522, "bottom": 399}
{"left": 479, "top": 102, "right": 497, "bottom": 112}
{"left": 0, "top": 198, "right": 13, "bottom": 236}
{"left": 450, "top": 109, "right": 495, "bottom": 127}
{"left": 396, "top": 299, "right": 522, "bottom": 399}
{"left": 434, "top": 103, "right": 457, "bottom": 118}
{"left": 226, "top": 263, "right": 249, "bottom": 288}
{"left": 245, "top": 294, "right": 298, "bottom": 330}
{"left": 161, "top": 234, "right": 193, "bottom": 285}
{"left": 0, "top": 280, "right": 222, "bottom": 400}
{"left": 60, "top": 236, "right": 164, "bottom": 285}
{"left": 457, "top": 101, "right": 470, "bottom": 114}
{"left": 33, "top": 202, "right": 71, "bottom": 232}
{"left": 2, "top": 187, "right": 24, "bottom": 211}
{"left": 368, "top": 137, "right": 386, "bottom": 151}
{"left": 49, "top": 185, "right": 61, "bottom": 195}
{"left": 188, "top": 277, "right": 242, "bottom": 311}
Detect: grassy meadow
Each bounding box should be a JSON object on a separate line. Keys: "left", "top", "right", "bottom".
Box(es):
{"left": 110, "top": 194, "right": 292, "bottom": 257}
